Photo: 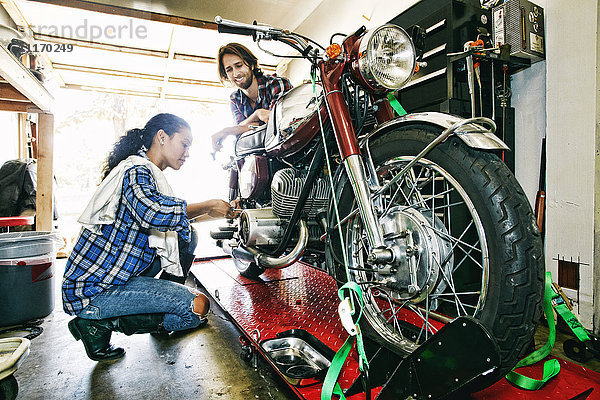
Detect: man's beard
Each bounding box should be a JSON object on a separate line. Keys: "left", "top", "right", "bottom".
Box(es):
{"left": 239, "top": 71, "right": 253, "bottom": 90}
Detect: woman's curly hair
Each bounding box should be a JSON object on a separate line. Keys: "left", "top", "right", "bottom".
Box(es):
{"left": 101, "top": 113, "right": 190, "bottom": 180}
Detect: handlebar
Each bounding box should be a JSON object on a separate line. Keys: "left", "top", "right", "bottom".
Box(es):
{"left": 215, "top": 16, "right": 319, "bottom": 59}
{"left": 215, "top": 16, "right": 282, "bottom": 37}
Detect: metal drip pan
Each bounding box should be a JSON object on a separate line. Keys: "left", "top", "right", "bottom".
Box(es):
{"left": 260, "top": 330, "right": 333, "bottom": 384}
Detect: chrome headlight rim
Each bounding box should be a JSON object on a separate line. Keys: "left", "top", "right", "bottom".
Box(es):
{"left": 358, "top": 24, "right": 416, "bottom": 92}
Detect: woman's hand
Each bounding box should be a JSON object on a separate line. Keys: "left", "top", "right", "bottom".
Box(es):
{"left": 187, "top": 199, "right": 239, "bottom": 222}
{"left": 207, "top": 199, "right": 239, "bottom": 219}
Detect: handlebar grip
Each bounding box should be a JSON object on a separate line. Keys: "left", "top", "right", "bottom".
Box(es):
{"left": 217, "top": 24, "right": 255, "bottom": 37}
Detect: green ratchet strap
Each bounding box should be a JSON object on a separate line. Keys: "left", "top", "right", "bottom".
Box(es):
{"left": 505, "top": 271, "right": 560, "bottom": 390}
{"left": 387, "top": 92, "right": 407, "bottom": 116}
{"left": 309, "top": 71, "right": 369, "bottom": 399}
{"left": 553, "top": 293, "right": 590, "bottom": 342}
{"left": 322, "top": 282, "right": 370, "bottom": 400}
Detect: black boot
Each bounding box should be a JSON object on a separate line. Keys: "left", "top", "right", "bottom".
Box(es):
{"left": 111, "top": 313, "right": 166, "bottom": 335}
{"left": 68, "top": 317, "right": 125, "bottom": 361}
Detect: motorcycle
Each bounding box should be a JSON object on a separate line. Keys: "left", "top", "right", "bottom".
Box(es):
{"left": 212, "top": 16, "right": 544, "bottom": 389}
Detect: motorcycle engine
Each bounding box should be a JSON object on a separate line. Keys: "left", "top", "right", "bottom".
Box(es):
{"left": 237, "top": 168, "right": 330, "bottom": 248}
{"left": 271, "top": 168, "right": 330, "bottom": 219}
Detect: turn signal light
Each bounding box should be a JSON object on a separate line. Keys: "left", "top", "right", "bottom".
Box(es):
{"left": 326, "top": 43, "right": 342, "bottom": 59}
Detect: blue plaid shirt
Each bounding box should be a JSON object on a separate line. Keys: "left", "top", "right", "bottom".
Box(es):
{"left": 62, "top": 164, "right": 190, "bottom": 315}
{"left": 230, "top": 74, "right": 292, "bottom": 124}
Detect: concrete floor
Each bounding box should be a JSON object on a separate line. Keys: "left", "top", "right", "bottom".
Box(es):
{"left": 3, "top": 254, "right": 600, "bottom": 400}
{"left": 2, "top": 258, "right": 295, "bottom": 400}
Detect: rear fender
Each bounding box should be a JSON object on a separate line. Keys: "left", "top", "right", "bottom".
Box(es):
{"left": 360, "top": 112, "right": 509, "bottom": 151}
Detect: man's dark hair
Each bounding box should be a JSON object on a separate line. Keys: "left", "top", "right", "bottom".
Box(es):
{"left": 217, "top": 43, "right": 264, "bottom": 84}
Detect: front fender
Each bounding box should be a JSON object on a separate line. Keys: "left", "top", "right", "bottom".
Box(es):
{"left": 360, "top": 112, "right": 509, "bottom": 151}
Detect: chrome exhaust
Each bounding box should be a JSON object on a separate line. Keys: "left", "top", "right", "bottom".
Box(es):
{"left": 223, "top": 219, "right": 309, "bottom": 269}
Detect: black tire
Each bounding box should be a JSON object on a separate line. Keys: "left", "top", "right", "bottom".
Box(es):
{"left": 326, "top": 125, "right": 544, "bottom": 387}
{"left": 0, "top": 375, "right": 18, "bottom": 400}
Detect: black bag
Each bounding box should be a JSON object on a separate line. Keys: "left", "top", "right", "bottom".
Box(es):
{"left": 0, "top": 159, "right": 36, "bottom": 217}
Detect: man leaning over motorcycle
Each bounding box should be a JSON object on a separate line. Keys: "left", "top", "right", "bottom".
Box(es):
{"left": 211, "top": 42, "right": 292, "bottom": 152}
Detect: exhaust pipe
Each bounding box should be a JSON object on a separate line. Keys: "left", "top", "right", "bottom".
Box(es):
{"left": 223, "top": 219, "right": 309, "bottom": 269}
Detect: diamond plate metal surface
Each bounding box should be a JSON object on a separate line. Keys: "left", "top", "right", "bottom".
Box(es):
{"left": 190, "top": 258, "right": 600, "bottom": 400}
{"left": 190, "top": 258, "right": 378, "bottom": 399}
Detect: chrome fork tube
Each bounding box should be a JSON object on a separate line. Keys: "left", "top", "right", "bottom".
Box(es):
{"left": 364, "top": 138, "right": 382, "bottom": 211}
{"left": 344, "top": 154, "right": 385, "bottom": 248}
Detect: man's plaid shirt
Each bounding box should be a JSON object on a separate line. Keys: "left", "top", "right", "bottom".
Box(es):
{"left": 62, "top": 164, "right": 190, "bottom": 315}
{"left": 229, "top": 74, "right": 292, "bottom": 124}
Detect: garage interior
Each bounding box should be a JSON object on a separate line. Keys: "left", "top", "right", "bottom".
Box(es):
{"left": 0, "top": 0, "right": 599, "bottom": 399}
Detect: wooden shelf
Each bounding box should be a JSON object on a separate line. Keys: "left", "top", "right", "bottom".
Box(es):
{"left": 0, "top": 45, "right": 53, "bottom": 113}
{"left": 0, "top": 42, "right": 54, "bottom": 231}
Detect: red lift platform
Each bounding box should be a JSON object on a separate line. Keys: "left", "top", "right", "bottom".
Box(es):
{"left": 190, "top": 257, "right": 600, "bottom": 400}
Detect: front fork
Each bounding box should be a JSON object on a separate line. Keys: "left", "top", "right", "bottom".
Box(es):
{"left": 320, "top": 58, "right": 386, "bottom": 251}
{"left": 343, "top": 154, "right": 385, "bottom": 248}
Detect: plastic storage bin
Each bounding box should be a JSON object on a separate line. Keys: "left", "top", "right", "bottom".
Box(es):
{"left": 0, "top": 232, "right": 60, "bottom": 259}
{"left": 0, "top": 253, "right": 55, "bottom": 326}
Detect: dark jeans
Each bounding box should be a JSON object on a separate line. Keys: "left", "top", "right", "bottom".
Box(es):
{"left": 78, "top": 226, "right": 202, "bottom": 331}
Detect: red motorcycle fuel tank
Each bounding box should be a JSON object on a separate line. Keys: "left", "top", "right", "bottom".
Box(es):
{"left": 237, "top": 155, "right": 269, "bottom": 199}
{"left": 265, "top": 83, "right": 328, "bottom": 158}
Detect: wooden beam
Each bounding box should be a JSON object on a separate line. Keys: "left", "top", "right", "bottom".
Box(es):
{"left": 0, "top": 46, "right": 53, "bottom": 112}
{"left": 52, "top": 63, "right": 164, "bottom": 82}
{"left": 52, "top": 63, "right": 224, "bottom": 87}
{"left": 0, "top": 100, "right": 43, "bottom": 113}
{"left": 18, "top": 113, "right": 27, "bottom": 158}
{"left": 27, "top": 0, "right": 218, "bottom": 30}
{"left": 163, "top": 94, "right": 227, "bottom": 104}
{"left": 167, "top": 77, "right": 222, "bottom": 87}
{"left": 63, "top": 83, "right": 228, "bottom": 104}
{"left": 64, "top": 83, "right": 160, "bottom": 98}
{"left": 0, "top": 82, "right": 30, "bottom": 102}
{"left": 36, "top": 113, "right": 54, "bottom": 232}
{"left": 159, "top": 26, "right": 176, "bottom": 99}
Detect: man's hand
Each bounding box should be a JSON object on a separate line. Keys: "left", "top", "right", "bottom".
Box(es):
{"left": 254, "top": 108, "right": 271, "bottom": 124}
{"left": 211, "top": 129, "right": 228, "bottom": 152}
{"left": 211, "top": 124, "right": 257, "bottom": 153}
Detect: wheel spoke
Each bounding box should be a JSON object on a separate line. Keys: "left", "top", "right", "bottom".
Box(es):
{"left": 383, "top": 171, "right": 413, "bottom": 214}
{"left": 431, "top": 291, "right": 481, "bottom": 297}
{"left": 407, "top": 304, "right": 439, "bottom": 335}
{"left": 453, "top": 240, "right": 484, "bottom": 271}
{"left": 368, "top": 288, "right": 406, "bottom": 338}
{"left": 435, "top": 297, "right": 478, "bottom": 310}
{"left": 344, "top": 152, "right": 489, "bottom": 355}
{"left": 426, "top": 223, "right": 481, "bottom": 254}
{"left": 436, "top": 264, "right": 470, "bottom": 315}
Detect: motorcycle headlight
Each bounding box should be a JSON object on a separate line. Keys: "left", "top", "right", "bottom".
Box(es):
{"left": 358, "top": 24, "right": 416, "bottom": 91}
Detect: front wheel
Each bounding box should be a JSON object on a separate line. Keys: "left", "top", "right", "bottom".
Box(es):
{"left": 326, "top": 125, "right": 544, "bottom": 385}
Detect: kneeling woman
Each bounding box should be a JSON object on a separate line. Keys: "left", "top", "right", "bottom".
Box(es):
{"left": 62, "top": 113, "right": 235, "bottom": 361}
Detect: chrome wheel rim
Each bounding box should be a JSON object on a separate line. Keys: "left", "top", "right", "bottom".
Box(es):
{"left": 346, "top": 156, "right": 489, "bottom": 353}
